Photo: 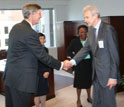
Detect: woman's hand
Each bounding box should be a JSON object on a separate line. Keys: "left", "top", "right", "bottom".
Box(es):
{"left": 43, "top": 72, "right": 49, "bottom": 78}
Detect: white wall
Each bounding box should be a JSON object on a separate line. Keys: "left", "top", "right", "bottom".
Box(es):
{"left": 0, "top": 0, "right": 69, "bottom": 22}
{"left": 68, "top": 0, "right": 124, "bottom": 21}
{"left": 0, "top": 0, "right": 124, "bottom": 21}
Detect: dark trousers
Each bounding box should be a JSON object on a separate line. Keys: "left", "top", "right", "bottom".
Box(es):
{"left": 5, "top": 85, "right": 31, "bottom": 107}
{"left": 92, "top": 77, "right": 116, "bottom": 107}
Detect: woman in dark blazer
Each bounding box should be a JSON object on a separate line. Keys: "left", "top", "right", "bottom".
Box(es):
{"left": 34, "top": 33, "right": 50, "bottom": 107}
{"left": 67, "top": 25, "right": 92, "bottom": 107}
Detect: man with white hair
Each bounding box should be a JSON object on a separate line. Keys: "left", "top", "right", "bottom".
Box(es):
{"left": 69, "top": 5, "right": 120, "bottom": 107}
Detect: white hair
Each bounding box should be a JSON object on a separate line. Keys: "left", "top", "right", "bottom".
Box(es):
{"left": 83, "top": 5, "right": 100, "bottom": 17}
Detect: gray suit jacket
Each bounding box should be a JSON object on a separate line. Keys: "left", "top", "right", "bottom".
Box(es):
{"left": 4, "top": 20, "right": 61, "bottom": 93}
{"left": 73, "top": 21, "right": 120, "bottom": 87}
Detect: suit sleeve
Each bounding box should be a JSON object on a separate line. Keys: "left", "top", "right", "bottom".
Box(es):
{"left": 106, "top": 25, "right": 120, "bottom": 79}
{"left": 26, "top": 32, "right": 61, "bottom": 70}
{"left": 67, "top": 40, "right": 75, "bottom": 58}
{"left": 73, "top": 37, "right": 91, "bottom": 64}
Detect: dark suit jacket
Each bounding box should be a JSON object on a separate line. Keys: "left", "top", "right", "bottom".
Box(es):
{"left": 73, "top": 21, "right": 120, "bottom": 87}
{"left": 37, "top": 47, "right": 51, "bottom": 76}
{"left": 67, "top": 36, "right": 83, "bottom": 58}
{"left": 3, "top": 20, "right": 61, "bottom": 93}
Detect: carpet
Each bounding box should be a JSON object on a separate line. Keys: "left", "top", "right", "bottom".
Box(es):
{"left": 54, "top": 74, "right": 74, "bottom": 91}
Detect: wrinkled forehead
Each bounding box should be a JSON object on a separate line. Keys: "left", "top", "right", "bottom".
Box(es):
{"left": 83, "top": 10, "right": 92, "bottom": 18}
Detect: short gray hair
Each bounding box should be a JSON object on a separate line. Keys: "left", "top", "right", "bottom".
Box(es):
{"left": 22, "top": 3, "right": 41, "bottom": 18}
{"left": 83, "top": 5, "right": 100, "bottom": 18}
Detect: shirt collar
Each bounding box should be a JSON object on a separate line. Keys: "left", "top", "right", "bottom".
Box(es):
{"left": 94, "top": 19, "right": 101, "bottom": 30}
{"left": 25, "top": 19, "right": 33, "bottom": 28}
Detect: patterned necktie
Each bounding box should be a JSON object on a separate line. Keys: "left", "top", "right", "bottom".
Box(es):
{"left": 93, "top": 28, "right": 97, "bottom": 45}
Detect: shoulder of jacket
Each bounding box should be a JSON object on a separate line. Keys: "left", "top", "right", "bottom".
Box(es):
{"left": 102, "top": 21, "right": 114, "bottom": 29}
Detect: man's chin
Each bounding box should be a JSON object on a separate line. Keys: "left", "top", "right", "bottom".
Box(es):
{"left": 88, "top": 24, "right": 91, "bottom": 27}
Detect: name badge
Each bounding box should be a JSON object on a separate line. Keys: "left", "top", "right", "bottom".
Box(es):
{"left": 98, "top": 40, "right": 104, "bottom": 48}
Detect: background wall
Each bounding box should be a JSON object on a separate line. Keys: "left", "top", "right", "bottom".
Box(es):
{"left": 0, "top": 0, "right": 124, "bottom": 21}
{"left": 68, "top": 0, "right": 124, "bottom": 21}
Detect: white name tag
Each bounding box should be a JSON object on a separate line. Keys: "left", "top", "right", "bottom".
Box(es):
{"left": 98, "top": 40, "right": 104, "bottom": 48}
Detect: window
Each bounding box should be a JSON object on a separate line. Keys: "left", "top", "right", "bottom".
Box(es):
{"left": 4, "top": 27, "right": 8, "bottom": 34}
{"left": 0, "top": 9, "right": 55, "bottom": 50}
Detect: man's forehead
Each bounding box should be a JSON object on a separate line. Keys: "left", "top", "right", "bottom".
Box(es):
{"left": 37, "top": 9, "right": 42, "bottom": 12}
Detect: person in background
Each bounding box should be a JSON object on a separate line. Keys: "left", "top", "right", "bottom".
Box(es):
{"left": 68, "top": 5, "right": 120, "bottom": 107}
{"left": 34, "top": 33, "right": 50, "bottom": 107}
{"left": 3, "top": 3, "right": 71, "bottom": 107}
{"left": 67, "top": 25, "right": 92, "bottom": 107}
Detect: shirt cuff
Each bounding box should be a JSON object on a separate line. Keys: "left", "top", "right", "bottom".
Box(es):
{"left": 60, "top": 62, "right": 63, "bottom": 70}
{"left": 110, "top": 78, "right": 117, "bottom": 80}
{"left": 70, "top": 59, "right": 76, "bottom": 66}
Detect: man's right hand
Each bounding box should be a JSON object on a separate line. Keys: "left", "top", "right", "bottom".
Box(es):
{"left": 62, "top": 60, "right": 72, "bottom": 70}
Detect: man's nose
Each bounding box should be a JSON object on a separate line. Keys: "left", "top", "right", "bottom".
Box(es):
{"left": 84, "top": 19, "right": 87, "bottom": 23}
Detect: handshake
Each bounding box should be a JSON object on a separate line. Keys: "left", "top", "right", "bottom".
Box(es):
{"left": 62, "top": 60, "right": 73, "bottom": 71}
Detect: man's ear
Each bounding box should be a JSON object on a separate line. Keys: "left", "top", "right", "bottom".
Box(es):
{"left": 95, "top": 13, "right": 99, "bottom": 18}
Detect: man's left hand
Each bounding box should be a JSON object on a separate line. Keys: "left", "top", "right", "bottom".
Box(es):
{"left": 107, "top": 78, "right": 117, "bottom": 90}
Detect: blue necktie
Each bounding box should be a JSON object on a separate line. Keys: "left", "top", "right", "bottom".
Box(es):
{"left": 93, "top": 28, "right": 96, "bottom": 41}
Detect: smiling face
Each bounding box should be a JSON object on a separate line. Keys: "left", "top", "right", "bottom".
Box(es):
{"left": 30, "top": 9, "right": 42, "bottom": 25}
{"left": 84, "top": 10, "right": 97, "bottom": 27}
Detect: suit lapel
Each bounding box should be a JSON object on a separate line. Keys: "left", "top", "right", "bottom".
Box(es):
{"left": 94, "top": 22, "right": 104, "bottom": 54}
